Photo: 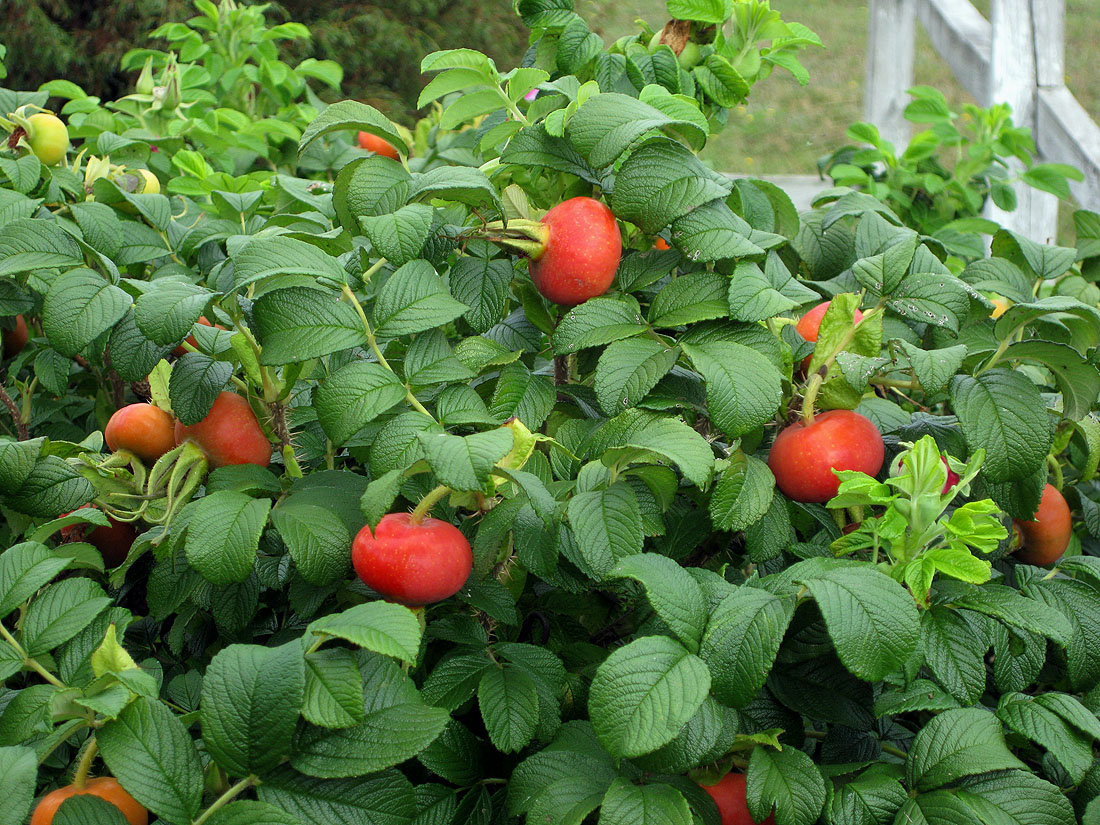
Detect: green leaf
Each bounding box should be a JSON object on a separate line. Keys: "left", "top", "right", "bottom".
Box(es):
{"left": 333, "top": 155, "right": 411, "bottom": 234}
{"left": 700, "top": 587, "right": 794, "bottom": 708}
{"left": 303, "top": 648, "right": 365, "bottom": 729}
{"left": 98, "top": 697, "right": 204, "bottom": 825}
{"left": 5, "top": 455, "right": 93, "bottom": 518}
{"left": 727, "top": 261, "right": 797, "bottom": 322}
{"left": 373, "top": 260, "right": 468, "bottom": 337}
{"left": 0, "top": 217, "right": 83, "bottom": 276}
{"left": 595, "top": 339, "right": 679, "bottom": 415}
{"left": 683, "top": 341, "right": 782, "bottom": 438}
{"left": 747, "top": 747, "right": 827, "bottom": 825}
{"left": 887, "top": 272, "right": 970, "bottom": 334}
{"left": 308, "top": 601, "right": 423, "bottom": 664}
{"left": 589, "top": 635, "right": 711, "bottom": 758}
{"left": 667, "top": 0, "right": 733, "bottom": 24}
{"left": 609, "top": 553, "right": 708, "bottom": 652}
{"left": 709, "top": 453, "right": 775, "bottom": 532}
{"left": 41, "top": 268, "right": 131, "bottom": 357}
{"left": 204, "top": 801, "right": 300, "bottom": 825}
{"left": 798, "top": 565, "right": 920, "bottom": 681}
{"left": 921, "top": 608, "right": 987, "bottom": 705}
{"left": 418, "top": 721, "right": 484, "bottom": 786}
{"left": 996, "top": 692, "right": 1094, "bottom": 780}
{"left": 201, "top": 642, "right": 305, "bottom": 777}
{"left": 649, "top": 272, "right": 730, "bottom": 328}
{"left": 0, "top": 541, "right": 71, "bottom": 620}
{"left": 184, "top": 491, "right": 272, "bottom": 585}
{"left": 478, "top": 665, "right": 540, "bottom": 753}
{"left": 957, "top": 770, "right": 1075, "bottom": 825}
{"left": 597, "top": 410, "right": 715, "bottom": 489}
{"left": 270, "top": 502, "right": 350, "bottom": 586}
{"left": 599, "top": 779, "right": 693, "bottom": 825}
{"left": 253, "top": 286, "right": 368, "bottom": 365}
{"left": 892, "top": 341, "right": 967, "bottom": 395}
{"left": 567, "top": 482, "right": 644, "bottom": 579}
{"left": 693, "top": 54, "right": 750, "bottom": 108}
{"left": 905, "top": 708, "right": 1026, "bottom": 791}
{"left": 0, "top": 746, "right": 36, "bottom": 825}
{"left": 410, "top": 166, "right": 504, "bottom": 215}
{"left": 52, "top": 795, "right": 131, "bottom": 825}
{"left": 553, "top": 296, "right": 647, "bottom": 355}
{"left": 612, "top": 139, "right": 731, "bottom": 234}
{"left": 449, "top": 254, "right": 513, "bottom": 333}
{"left": 851, "top": 234, "right": 917, "bottom": 295}
{"left": 566, "top": 92, "right": 706, "bottom": 168}
{"left": 312, "top": 361, "right": 406, "bottom": 446}
{"left": 291, "top": 656, "right": 449, "bottom": 778}
{"left": 822, "top": 769, "right": 907, "bottom": 825}
{"left": 671, "top": 200, "right": 764, "bottom": 262}
{"left": 231, "top": 236, "right": 348, "bottom": 292}
{"left": 950, "top": 370, "right": 1054, "bottom": 483}
{"left": 257, "top": 766, "right": 415, "bottom": 824}
{"left": 169, "top": 353, "right": 232, "bottom": 426}
{"left": 489, "top": 362, "right": 555, "bottom": 429}
{"left": 359, "top": 203, "right": 434, "bottom": 266}
{"left": 941, "top": 582, "right": 1072, "bottom": 645}
{"left": 1002, "top": 340, "right": 1100, "bottom": 421}
{"left": 991, "top": 229, "right": 1076, "bottom": 281}
{"left": 417, "top": 427, "right": 513, "bottom": 492}
{"left": 298, "top": 99, "right": 406, "bottom": 156}
{"left": 21, "top": 578, "right": 112, "bottom": 656}
{"left": 132, "top": 281, "right": 209, "bottom": 346}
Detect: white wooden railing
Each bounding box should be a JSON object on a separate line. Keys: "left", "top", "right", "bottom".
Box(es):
{"left": 866, "top": 0, "right": 1100, "bottom": 242}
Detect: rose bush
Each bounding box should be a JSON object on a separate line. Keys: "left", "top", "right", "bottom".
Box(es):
{"left": 1, "top": 1, "right": 1100, "bottom": 824}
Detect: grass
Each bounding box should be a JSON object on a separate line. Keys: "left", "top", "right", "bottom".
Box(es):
{"left": 578, "top": 0, "right": 1100, "bottom": 179}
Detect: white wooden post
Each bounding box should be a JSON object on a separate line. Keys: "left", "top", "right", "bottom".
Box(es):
{"left": 865, "top": 0, "right": 917, "bottom": 151}
{"left": 985, "top": 0, "right": 1060, "bottom": 242}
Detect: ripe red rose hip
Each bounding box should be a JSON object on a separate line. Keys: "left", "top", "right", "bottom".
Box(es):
{"left": 529, "top": 197, "right": 622, "bottom": 306}
{"left": 352, "top": 512, "right": 473, "bottom": 606}
{"left": 174, "top": 392, "right": 270, "bottom": 468}
{"left": 105, "top": 403, "right": 176, "bottom": 463}
{"left": 768, "top": 409, "right": 885, "bottom": 503}
{"left": 698, "top": 773, "right": 775, "bottom": 825}
{"left": 357, "top": 131, "right": 400, "bottom": 159}
{"left": 1014, "top": 483, "right": 1071, "bottom": 566}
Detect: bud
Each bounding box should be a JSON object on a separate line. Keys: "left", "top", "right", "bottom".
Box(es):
{"left": 135, "top": 57, "right": 156, "bottom": 96}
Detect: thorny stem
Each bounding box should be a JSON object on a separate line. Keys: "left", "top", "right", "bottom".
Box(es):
{"left": 192, "top": 775, "right": 257, "bottom": 825}
{"left": 0, "top": 384, "right": 28, "bottom": 439}
{"left": 340, "top": 284, "right": 437, "bottom": 421}
{"left": 410, "top": 484, "right": 451, "bottom": 525}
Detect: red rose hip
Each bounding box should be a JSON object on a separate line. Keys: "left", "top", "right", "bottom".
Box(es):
{"left": 174, "top": 392, "right": 270, "bottom": 468}
{"left": 529, "top": 197, "right": 622, "bottom": 306}
{"left": 1014, "top": 483, "right": 1071, "bottom": 566}
{"left": 768, "top": 409, "right": 885, "bottom": 503}
{"left": 357, "top": 131, "right": 400, "bottom": 159}
{"left": 698, "top": 773, "right": 775, "bottom": 825}
{"left": 105, "top": 403, "right": 176, "bottom": 463}
{"left": 352, "top": 512, "right": 473, "bottom": 606}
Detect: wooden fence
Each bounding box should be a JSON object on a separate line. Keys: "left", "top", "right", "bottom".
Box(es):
{"left": 866, "top": 0, "right": 1100, "bottom": 242}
